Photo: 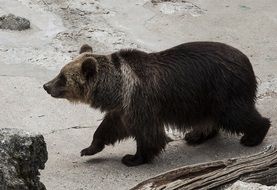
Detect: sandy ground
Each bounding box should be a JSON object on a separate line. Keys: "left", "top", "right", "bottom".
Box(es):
{"left": 0, "top": 0, "right": 277, "bottom": 189}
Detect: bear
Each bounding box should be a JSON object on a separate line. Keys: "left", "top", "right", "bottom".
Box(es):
{"left": 43, "top": 42, "right": 271, "bottom": 167}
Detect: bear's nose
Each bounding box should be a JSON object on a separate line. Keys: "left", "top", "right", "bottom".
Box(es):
{"left": 43, "top": 83, "right": 51, "bottom": 94}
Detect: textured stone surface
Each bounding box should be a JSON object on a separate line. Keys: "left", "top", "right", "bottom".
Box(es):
{"left": 0, "top": 14, "right": 30, "bottom": 31}
{"left": 0, "top": 128, "right": 47, "bottom": 190}
{"left": 227, "top": 181, "right": 277, "bottom": 190}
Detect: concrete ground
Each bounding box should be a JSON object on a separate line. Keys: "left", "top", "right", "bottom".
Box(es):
{"left": 0, "top": 0, "right": 276, "bottom": 189}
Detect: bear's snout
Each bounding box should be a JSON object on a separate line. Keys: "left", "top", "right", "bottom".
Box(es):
{"left": 43, "top": 79, "right": 65, "bottom": 98}
{"left": 43, "top": 83, "right": 51, "bottom": 94}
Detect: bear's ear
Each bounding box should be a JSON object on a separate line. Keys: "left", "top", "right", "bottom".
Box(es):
{"left": 81, "top": 58, "right": 97, "bottom": 80}
{"left": 79, "top": 44, "right": 93, "bottom": 54}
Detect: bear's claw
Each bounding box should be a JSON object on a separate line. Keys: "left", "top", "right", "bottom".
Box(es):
{"left": 80, "top": 144, "right": 104, "bottom": 157}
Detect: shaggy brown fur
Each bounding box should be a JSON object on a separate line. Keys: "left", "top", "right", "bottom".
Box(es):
{"left": 44, "top": 42, "right": 270, "bottom": 167}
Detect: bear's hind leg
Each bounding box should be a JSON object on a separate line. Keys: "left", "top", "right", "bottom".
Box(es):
{"left": 185, "top": 120, "right": 219, "bottom": 145}
{"left": 81, "top": 111, "right": 129, "bottom": 156}
{"left": 219, "top": 104, "right": 270, "bottom": 146}
{"left": 240, "top": 108, "right": 270, "bottom": 146}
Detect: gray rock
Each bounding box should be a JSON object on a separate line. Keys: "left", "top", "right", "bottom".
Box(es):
{"left": 227, "top": 181, "right": 277, "bottom": 190}
{"left": 0, "top": 128, "right": 48, "bottom": 190}
{"left": 0, "top": 14, "right": 30, "bottom": 31}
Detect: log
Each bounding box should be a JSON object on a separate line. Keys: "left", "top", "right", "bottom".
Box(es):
{"left": 132, "top": 146, "right": 277, "bottom": 190}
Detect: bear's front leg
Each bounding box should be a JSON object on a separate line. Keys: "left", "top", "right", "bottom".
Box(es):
{"left": 121, "top": 115, "right": 167, "bottom": 167}
{"left": 81, "top": 111, "right": 129, "bottom": 157}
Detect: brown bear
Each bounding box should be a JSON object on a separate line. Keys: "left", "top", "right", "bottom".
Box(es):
{"left": 43, "top": 42, "right": 270, "bottom": 167}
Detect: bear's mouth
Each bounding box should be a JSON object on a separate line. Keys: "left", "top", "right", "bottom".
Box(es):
{"left": 49, "top": 89, "right": 66, "bottom": 98}
{"left": 44, "top": 87, "right": 64, "bottom": 99}
{"left": 50, "top": 93, "right": 63, "bottom": 98}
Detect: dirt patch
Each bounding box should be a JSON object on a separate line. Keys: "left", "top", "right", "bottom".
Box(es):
{"left": 258, "top": 77, "right": 277, "bottom": 99}
{"left": 151, "top": 0, "right": 206, "bottom": 16}
{"left": 151, "top": 0, "right": 186, "bottom": 4}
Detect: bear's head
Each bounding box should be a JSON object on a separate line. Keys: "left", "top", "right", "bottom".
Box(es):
{"left": 43, "top": 44, "right": 97, "bottom": 103}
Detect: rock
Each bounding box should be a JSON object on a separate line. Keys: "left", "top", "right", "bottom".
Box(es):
{"left": 0, "top": 14, "right": 30, "bottom": 31}
{"left": 0, "top": 128, "right": 48, "bottom": 190}
{"left": 227, "top": 181, "right": 277, "bottom": 190}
